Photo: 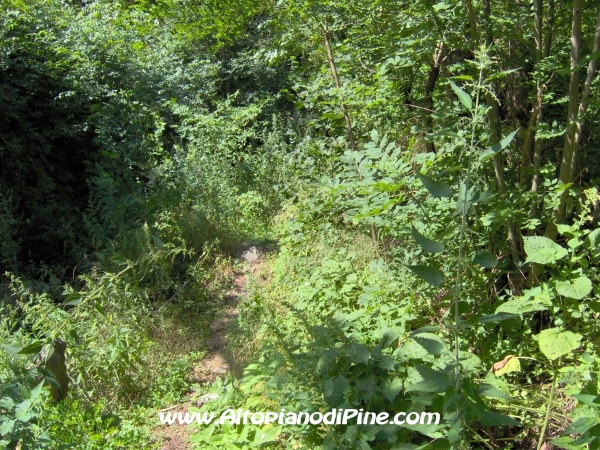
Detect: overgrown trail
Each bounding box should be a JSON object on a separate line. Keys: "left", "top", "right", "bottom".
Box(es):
{"left": 156, "top": 245, "right": 267, "bottom": 450}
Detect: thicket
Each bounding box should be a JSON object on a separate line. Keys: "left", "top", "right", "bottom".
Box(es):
{"left": 1, "top": 0, "right": 600, "bottom": 449}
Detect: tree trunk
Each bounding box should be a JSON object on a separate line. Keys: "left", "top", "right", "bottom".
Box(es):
{"left": 424, "top": 42, "right": 444, "bottom": 153}
{"left": 322, "top": 24, "right": 357, "bottom": 152}
{"left": 570, "top": 11, "right": 600, "bottom": 183}
{"left": 322, "top": 23, "right": 379, "bottom": 254}
{"left": 531, "top": 0, "right": 544, "bottom": 193}
{"left": 546, "top": 0, "right": 582, "bottom": 240}
{"left": 543, "top": 0, "right": 555, "bottom": 59}
{"left": 463, "top": 0, "right": 522, "bottom": 266}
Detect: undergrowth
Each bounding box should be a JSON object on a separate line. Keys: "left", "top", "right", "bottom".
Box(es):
{"left": 3, "top": 1, "right": 600, "bottom": 449}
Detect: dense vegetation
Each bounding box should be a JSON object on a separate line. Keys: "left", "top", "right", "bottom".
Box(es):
{"left": 1, "top": 0, "right": 600, "bottom": 448}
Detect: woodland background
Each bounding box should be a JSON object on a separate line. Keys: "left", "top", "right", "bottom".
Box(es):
{"left": 1, "top": 0, "right": 600, "bottom": 448}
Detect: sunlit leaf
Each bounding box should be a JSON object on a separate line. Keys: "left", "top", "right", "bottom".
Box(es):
{"left": 524, "top": 236, "right": 568, "bottom": 264}
{"left": 555, "top": 276, "right": 593, "bottom": 300}
{"left": 538, "top": 328, "right": 581, "bottom": 361}
{"left": 449, "top": 80, "right": 472, "bottom": 110}
{"left": 490, "top": 355, "right": 521, "bottom": 376}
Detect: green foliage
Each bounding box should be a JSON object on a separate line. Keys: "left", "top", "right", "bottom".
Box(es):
{"left": 0, "top": 380, "right": 49, "bottom": 449}
{"left": 2, "top": 0, "right": 600, "bottom": 448}
{"left": 524, "top": 236, "right": 569, "bottom": 265}
{"left": 537, "top": 329, "right": 581, "bottom": 361}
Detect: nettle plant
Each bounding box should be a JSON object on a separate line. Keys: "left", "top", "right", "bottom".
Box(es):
{"left": 307, "top": 52, "right": 527, "bottom": 445}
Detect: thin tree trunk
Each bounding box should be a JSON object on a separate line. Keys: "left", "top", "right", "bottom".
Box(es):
{"left": 531, "top": 0, "right": 544, "bottom": 193}
{"left": 487, "top": 1, "right": 523, "bottom": 265}
{"left": 521, "top": 104, "right": 537, "bottom": 186}
{"left": 570, "top": 11, "right": 600, "bottom": 183}
{"left": 525, "top": 0, "right": 547, "bottom": 288}
{"left": 424, "top": 42, "right": 444, "bottom": 153}
{"left": 322, "top": 24, "right": 357, "bottom": 152}
{"left": 482, "top": 0, "right": 493, "bottom": 46}
{"left": 464, "top": 0, "right": 522, "bottom": 266}
{"left": 543, "top": 0, "right": 555, "bottom": 59}
{"left": 464, "top": 0, "right": 479, "bottom": 47}
{"left": 322, "top": 23, "right": 379, "bottom": 254}
{"left": 546, "top": 0, "right": 582, "bottom": 240}
{"left": 482, "top": 0, "right": 505, "bottom": 193}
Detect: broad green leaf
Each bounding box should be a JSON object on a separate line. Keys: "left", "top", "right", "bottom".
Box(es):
{"left": 412, "top": 333, "right": 447, "bottom": 355}
{"left": 585, "top": 228, "right": 600, "bottom": 248}
{"left": 471, "top": 191, "right": 495, "bottom": 203}
{"left": 400, "top": 339, "right": 431, "bottom": 360}
{"left": 418, "top": 174, "right": 452, "bottom": 197}
{"left": 567, "top": 237, "right": 583, "bottom": 249}
{"left": 477, "top": 383, "right": 511, "bottom": 399}
{"left": 495, "top": 298, "right": 547, "bottom": 315}
{"left": 245, "top": 395, "right": 264, "bottom": 408}
{"left": 405, "top": 365, "right": 449, "bottom": 393}
{"left": 29, "top": 381, "right": 45, "bottom": 401}
{"left": 478, "top": 410, "right": 519, "bottom": 426}
{"left": 15, "top": 400, "right": 33, "bottom": 422}
{"left": 370, "top": 129, "right": 380, "bottom": 144}
{"left": 564, "top": 417, "right": 598, "bottom": 434}
{"left": 0, "top": 396, "right": 15, "bottom": 409}
{"left": 484, "top": 372, "right": 512, "bottom": 398}
{"left": 380, "top": 328, "right": 400, "bottom": 348}
{"left": 64, "top": 292, "right": 82, "bottom": 306}
{"left": 380, "top": 134, "right": 389, "bottom": 150}
{"left": 523, "top": 236, "right": 568, "bottom": 264}
{"left": 17, "top": 341, "right": 43, "bottom": 355}
{"left": 378, "top": 355, "right": 396, "bottom": 370}
{"left": 556, "top": 276, "right": 593, "bottom": 299}
{"left": 346, "top": 309, "right": 366, "bottom": 322}
{"left": 323, "top": 378, "right": 333, "bottom": 398}
{"left": 479, "top": 312, "right": 518, "bottom": 323}
{"left": 397, "top": 422, "right": 445, "bottom": 440}
{"left": 410, "top": 326, "right": 441, "bottom": 335}
{"left": 409, "top": 265, "right": 444, "bottom": 286}
{"left": 381, "top": 377, "right": 403, "bottom": 402}
{"left": 458, "top": 351, "right": 482, "bottom": 372}
{"left": 457, "top": 182, "right": 475, "bottom": 215}
{"left": 316, "top": 349, "right": 338, "bottom": 374}
{"left": 522, "top": 286, "right": 552, "bottom": 303}
{"left": 474, "top": 250, "right": 496, "bottom": 268}
{"left": 538, "top": 328, "right": 581, "bottom": 361}
{"left": 251, "top": 425, "right": 282, "bottom": 447}
{"left": 552, "top": 436, "right": 588, "bottom": 450}
{"left": 571, "top": 394, "right": 600, "bottom": 407}
{"left": 3, "top": 344, "right": 22, "bottom": 356}
{"left": 0, "top": 419, "right": 15, "bottom": 436}
{"left": 448, "top": 80, "right": 472, "bottom": 110}
{"left": 331, "top": 376, "right": 350, "bottom": 403}
{"left": 556, "top": 224, "right": 575, "bottom": 236}
{"left": 350, "top": 343, "right": 369, "bottom": 365}
{"left": 412, "top": 226, "right": 444, "bottom": 253}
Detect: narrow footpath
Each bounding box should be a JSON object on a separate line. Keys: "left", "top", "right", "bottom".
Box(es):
{"left": 155, "top": 245, "right": 266, "bottom": 450}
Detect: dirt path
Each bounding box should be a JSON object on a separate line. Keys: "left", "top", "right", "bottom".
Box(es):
{"left": 155, "top": 245, "right": 266, "bottom": 450}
